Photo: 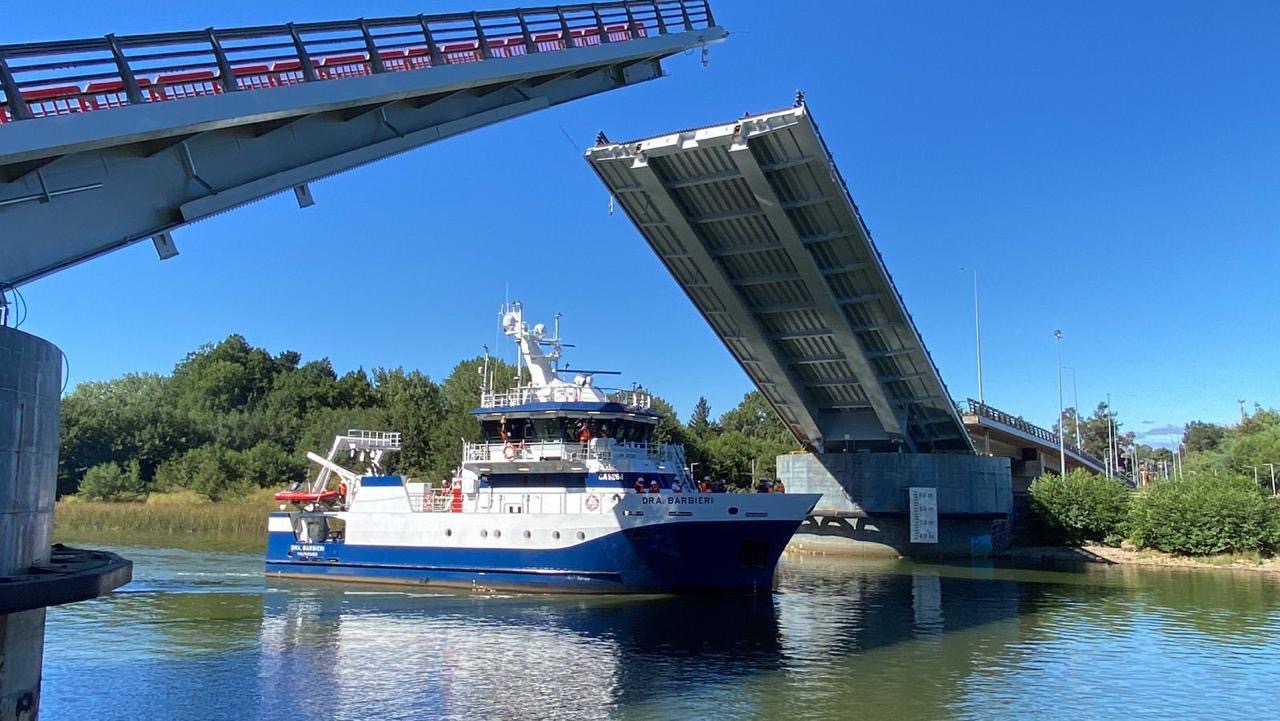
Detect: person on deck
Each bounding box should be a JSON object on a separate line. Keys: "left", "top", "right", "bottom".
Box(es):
{"left": 672, "top": 480, "right": 682, "bottom": 494}
{"left": 634, "top": 478, "right": 645, "bottom": 494}
{"left": 773, "top": 479, "right": 785, "bottom": 494}
{"left": 698, "top": 477, "right": 712, "bottom": 494}
{"left": 576, "top": 421, "right": 591, "bottom": 444}
{"left": 713, "top": 478, "right": 727, "bottom": 493}
{"left": 756, "top": 478, "right": 772, "bottom": 493}
{"left": 649, "top": 479, "right": 661, "bottom": 494}
{"left": 597, "top": 423, "right": 611, "bottom": 439}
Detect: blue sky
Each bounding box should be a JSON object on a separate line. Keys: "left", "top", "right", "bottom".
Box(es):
{"left": 7, "top": 1, "right": 1279, "bottom": 448}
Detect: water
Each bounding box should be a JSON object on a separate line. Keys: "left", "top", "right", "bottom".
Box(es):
{"left": 39, "top": 545, "right": 1280, "bottom": 721}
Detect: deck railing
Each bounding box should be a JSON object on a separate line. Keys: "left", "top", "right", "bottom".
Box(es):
{"left": 0, "top": 1, "right": 715, "bottom": 123}
{"left": 463, "top": 439, "right": 674, "bottom": 464}
{"left": 964, "top": 398, "right": 1105, "bottom": 467}
{"left": 480, "top": 385, "right": 653, "bottom": 409}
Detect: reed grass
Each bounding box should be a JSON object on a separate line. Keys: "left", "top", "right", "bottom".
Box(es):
{"left": 55, "top": 489, "right": 278, "bottom": 552}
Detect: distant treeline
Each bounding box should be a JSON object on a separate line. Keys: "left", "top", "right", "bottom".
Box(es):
{"left": 60, "top": 334, "right": 800, "bottom": 501}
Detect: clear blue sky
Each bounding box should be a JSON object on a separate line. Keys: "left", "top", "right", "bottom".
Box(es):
{"left": 8, "top": 1, "right": 1279, "bottom": 449}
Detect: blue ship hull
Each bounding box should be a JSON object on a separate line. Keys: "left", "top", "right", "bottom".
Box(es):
{"left": 265, "top": 518, "right": 802, "bottom": 594}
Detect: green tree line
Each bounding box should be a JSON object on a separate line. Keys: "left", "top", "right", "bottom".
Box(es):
{"left": 61, "top": 334, "right": 801, "bottom": 501}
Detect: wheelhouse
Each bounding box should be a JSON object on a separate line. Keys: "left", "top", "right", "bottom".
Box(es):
{"left": 475, "top": 402, "right": 662, "bottom": 445}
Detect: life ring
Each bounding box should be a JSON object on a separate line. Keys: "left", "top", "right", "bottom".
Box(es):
{"left": 503, "top": 443, "right": 519, "bottom": 460}
{"left": 584, "top": 494, "right": 600, "bottom": 512}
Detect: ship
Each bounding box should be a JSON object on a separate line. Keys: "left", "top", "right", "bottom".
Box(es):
{"left": 265, "top": 302, "right": 819, "bottom": 593}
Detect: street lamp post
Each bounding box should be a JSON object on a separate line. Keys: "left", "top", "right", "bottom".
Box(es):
{"left": 1265, "top": 463, "right": 1276, "bottom": 495}
{"left": 961, "top": 267, "right": 984, "bottom": 404}
{"left": 1063, "top": 366, "right": 1081, "bottom": 448}
{"left": 1054, "top": 329, "right": 1065, "bottom": 474}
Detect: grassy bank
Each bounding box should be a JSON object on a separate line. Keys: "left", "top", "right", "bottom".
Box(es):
{"left": 54, "top": 490, "right": 276, "bottom": 552}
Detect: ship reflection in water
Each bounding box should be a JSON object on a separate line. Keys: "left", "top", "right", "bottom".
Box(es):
{"left": 40, "top": 547, "right": 1280, "bottom": 721}
{"left": 257, "top": 582, "right": 787, "bottom": 720}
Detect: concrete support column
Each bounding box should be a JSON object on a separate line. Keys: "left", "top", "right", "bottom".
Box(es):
{"left": 0, "top": 326, "right": 62, "bottom": 721}
{"left": 780, "top": 452, "right": 1013, "bottom": 557}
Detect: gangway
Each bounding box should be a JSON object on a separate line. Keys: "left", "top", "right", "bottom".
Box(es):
{"left": 0, "top": 1, "right": 723, "bottom": 286}
{"left": 586, "top": 100, "right": 972, "bottom": 454}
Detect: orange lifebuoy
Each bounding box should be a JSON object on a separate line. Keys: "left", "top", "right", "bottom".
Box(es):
{"left": 503, "top": 443, "right": 519, "bottom": 460}
{"left": 585, "top": 494, "right": 600, "bottom": 512}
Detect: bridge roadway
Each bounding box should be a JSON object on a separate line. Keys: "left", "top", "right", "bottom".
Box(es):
{"left": 0, "top": 1, "right": 723, "bottom": 287}
{"left": 962, "top": 399, "right": 1107, "bottom": 478}
{"left": 586, "top": 101, "right": 972, "bottom": 456}
{"left": 587, "top": 101, "right": 1031, "bottom": 557}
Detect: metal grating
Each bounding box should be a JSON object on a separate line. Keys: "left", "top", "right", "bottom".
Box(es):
{"left": 586, "top": 103, "right": 973, "bottom": 453}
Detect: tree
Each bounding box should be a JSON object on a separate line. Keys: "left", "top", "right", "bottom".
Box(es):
{"left": 373, "top": 367, "right": 444, "bottom": 479}
{"left": 718, "top": 391, "right": 794, "bottom": 446}
{"left": 1183, "top": 421, "right": 1227, "bottom": 454}
{"left": 78, "top": 460, "right": 145, "bottom": 501}
{"left": 688, "top": 396, "right": 713, "bottom": 437}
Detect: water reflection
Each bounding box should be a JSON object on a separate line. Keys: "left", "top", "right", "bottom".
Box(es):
{"left": 257, "top": 585, "right": 785, "bottom": 721}
{"left": 39, "top": 546, "right": 1280, "bottom": 721}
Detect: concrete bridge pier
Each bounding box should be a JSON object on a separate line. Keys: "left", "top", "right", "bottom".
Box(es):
{"left": 0, "top": 326, "right": 130, "bottom": 721}
{"left": 780, "top": 452, "right": 1013, "bottom": 558}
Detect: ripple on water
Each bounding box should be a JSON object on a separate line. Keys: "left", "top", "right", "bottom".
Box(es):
{"left": 37, "top": 548, "right": 1280, "bottom": 721}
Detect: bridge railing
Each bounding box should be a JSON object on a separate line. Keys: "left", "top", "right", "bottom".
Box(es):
{"left": 963, "top": 398, "right": 1106, "bottom": 468}
{"left": 0, "top": 1, "right": 715, "bottom": 123}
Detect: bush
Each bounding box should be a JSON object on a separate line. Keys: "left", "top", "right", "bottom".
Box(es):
{"left": 78, "top": 461, "right": 145, "bottom": 501}
{"left": 1028, "top": 469, "right": 1131, "bottom": 546}
{"left": 1130, "top": 472, "right": 1278, "bottom": 555}
{"left": 154, "top": 445, "right": 255, "bottom": 501}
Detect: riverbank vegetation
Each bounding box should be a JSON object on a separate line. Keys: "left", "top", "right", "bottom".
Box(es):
{"left": 58, "top": 334, "right": 800, "bottom": 505}
{"left": 55, "top": 490, "right": 275, "bottom": 551}
{"left": 1030, "top": 469, "right": 1280, "bottom": 557}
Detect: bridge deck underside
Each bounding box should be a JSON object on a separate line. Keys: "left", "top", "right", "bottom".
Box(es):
{"left": 0, "top": 4, "right": 722, "bottom": 286}
{"left": 587, "top": 106, "right": 972, "bottom": 454}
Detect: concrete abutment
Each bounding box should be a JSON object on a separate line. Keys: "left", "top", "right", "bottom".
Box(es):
{"left": 0, "top": 326, "right": 131, "bottom": 721}
{"left": 779, "top": 452, "right": 1013, "bottom": 558}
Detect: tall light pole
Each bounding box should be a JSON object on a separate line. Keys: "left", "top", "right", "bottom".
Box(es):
{"left": 1054, "top": 329, "right": 1065, "bottom": 474}
{"left": 1063, "top": 366, "right": 1081, "bottom": 447}
{"left": 961, "top": 267, "right": 984, "bottom": 404}
{"left": 1107, "top": 392, "right": 1116, "bottom": 479}
{"left": 1265, "top": 463, "right": 1276, "bottom": 495}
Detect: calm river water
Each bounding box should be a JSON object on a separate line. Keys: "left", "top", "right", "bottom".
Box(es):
{"left": 38, "top": 545, "right": 1280, "bottom": 721}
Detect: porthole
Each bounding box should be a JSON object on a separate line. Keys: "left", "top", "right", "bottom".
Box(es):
{"left": 493, "top": 529, "right": 502, "bottom": 539}
{"left": 552, "top": 531, "right": 561, "bottom": 540}
{"left": 445, "top": 528, "right": 453, "bottom": 536}
{"left": 523, "top": 530, "right": 532, "bottom": 539}
{"left": 576, "top": 531, "right": 586, "bottom": 541}
{"left": 728, "top": 507, "right": 739, "bottom": 516}
{"left": 480, "top": 529, "right": 488, "bottom": 538}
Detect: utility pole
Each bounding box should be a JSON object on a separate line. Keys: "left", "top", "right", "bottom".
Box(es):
{"left": 1239, "top": 399, "right": 1247, "bottom": 424}
{"left": 1054, "top": 330, "right": 1065, "bottom": 474}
